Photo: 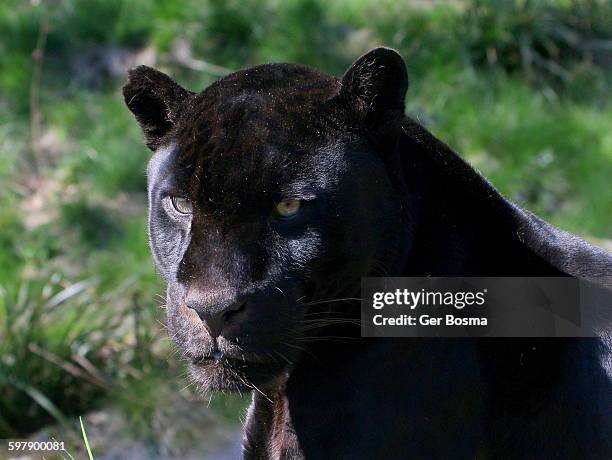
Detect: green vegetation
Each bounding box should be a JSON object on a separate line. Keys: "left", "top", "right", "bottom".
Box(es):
{"left": 0, "top": 0, "right": 610, "bottom": 442}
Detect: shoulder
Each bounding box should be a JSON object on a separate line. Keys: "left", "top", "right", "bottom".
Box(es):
{"left": 511, "top": 203, "right": 612, "bottom": 284}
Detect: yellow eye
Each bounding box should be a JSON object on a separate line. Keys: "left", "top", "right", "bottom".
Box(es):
{"left": 275, "top": 199, "right": 301, "bottom": 218}
{"left": 171, "top": 196, "right": 193, "bottom": 214}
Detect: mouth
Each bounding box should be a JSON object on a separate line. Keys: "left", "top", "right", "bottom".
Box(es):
{"left": 191, "top": 352, "right": 255, "bottom": 373}
{"left": 192, "top": 351, "right": 224, "bottom": 363}
{"left": 189, "top": 350, "right": 286, "bottom": 391}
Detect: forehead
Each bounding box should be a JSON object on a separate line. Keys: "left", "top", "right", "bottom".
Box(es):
{"left": 152, "top": 64, "right": 350, "bottom": 207}
{"left": 174, "top": 63, "right": 341, "bottom": 152}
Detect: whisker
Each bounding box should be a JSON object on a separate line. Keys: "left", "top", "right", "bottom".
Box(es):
{"left": 296, "top": 336, "right": 360, "bottom": 344}
{"left": 249, "top": 381, "right": 273, "bottom": 404}
{"left": 281, "top": 341, "right": 320, "bottom": 362}
{"left": 298, "top": 318, "right": 362, "bottom": 325}
{"left": 298, "top": 297, "right": 362, "bottom": 307}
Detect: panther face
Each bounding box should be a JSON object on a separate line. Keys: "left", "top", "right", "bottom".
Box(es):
{"left": 124, "top": 48, "right": 409, "bottom": 391}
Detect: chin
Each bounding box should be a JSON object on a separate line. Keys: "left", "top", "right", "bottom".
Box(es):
{"left": 188, "top": 357, "right": 286, "bottom": 392}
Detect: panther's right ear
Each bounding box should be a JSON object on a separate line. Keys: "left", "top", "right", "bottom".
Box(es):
{"left": 122, "top": 66, "right": 194, "bottom": 151}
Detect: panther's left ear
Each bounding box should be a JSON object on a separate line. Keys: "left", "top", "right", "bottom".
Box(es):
{"left": 338, "top": 47, "right": 408, "bottom": 124}
{"left": 123, "top": 65, "right": 195, "bottom": 151}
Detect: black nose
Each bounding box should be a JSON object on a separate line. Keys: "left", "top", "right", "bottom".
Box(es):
{"left": 186, "top": 298, "right": 246, "bottom": 338}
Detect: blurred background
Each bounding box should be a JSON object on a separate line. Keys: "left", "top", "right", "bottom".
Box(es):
{"left": 0, "top": 0, "right": 610, "bottom": 458}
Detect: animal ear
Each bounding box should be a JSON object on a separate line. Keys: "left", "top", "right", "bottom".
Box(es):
{"left": 122, "top": 65, "right": 194, "bottom": 150}
{"left": 339, "top": 47, "right": 408, "bottom": 124}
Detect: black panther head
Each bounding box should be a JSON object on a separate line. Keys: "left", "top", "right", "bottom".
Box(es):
{"left": 123, "top": 48, "right": 409, "bottom": 391}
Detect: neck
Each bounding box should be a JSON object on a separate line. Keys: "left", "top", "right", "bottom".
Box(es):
{"left": 397, "top": 117, "right": 563, "bottom": 276}
{"left": 242, "top": 376, "right": 304, "bottom": 459}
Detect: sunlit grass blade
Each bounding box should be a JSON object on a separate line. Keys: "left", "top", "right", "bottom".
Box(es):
{"left": 79, "top": 416, "right": 94, "bottom": 460}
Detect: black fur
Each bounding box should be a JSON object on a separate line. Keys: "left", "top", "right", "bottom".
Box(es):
{"left": 123, "top": 48, "right": 612, "bottom": 459}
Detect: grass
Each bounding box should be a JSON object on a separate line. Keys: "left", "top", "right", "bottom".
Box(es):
{"left": 80, "top": 416, "right": 94, "bottom": 460}
{"left": 0, "top": 273, "right": 163, "bottom": 436}
{"left": 0, "top": 0, "right": 610, "bottom": 443}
